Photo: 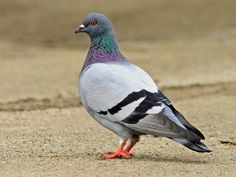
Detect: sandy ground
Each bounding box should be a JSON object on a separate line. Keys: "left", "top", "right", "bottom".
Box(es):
{"left": 0, "top": 1, "right": 236, "bottom": 176}
{"left": 0, "top": 40, "right": 236, "bottom": 177}
{"left": 0, "top": 95, "right": 236, "bottom": 177}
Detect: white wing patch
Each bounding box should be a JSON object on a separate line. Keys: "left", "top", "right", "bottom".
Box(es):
{"left": 146, "top": 104, "right": 165, "bottom": 114}
{"left": 111, "top": 97, "right": 146, "bottom": 121}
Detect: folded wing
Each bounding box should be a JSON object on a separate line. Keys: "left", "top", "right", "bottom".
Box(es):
{"left": 80, "top": 62, "right": 203, "bottom": 141}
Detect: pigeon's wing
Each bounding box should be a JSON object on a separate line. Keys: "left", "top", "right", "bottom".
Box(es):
{"left": 79, "top": 62, "right": 158, "bottom": 118}
{"left": 79, "top": 62, "right": 200, "bottom": 140}
{"left": 155, "top": 91, "right": 205, "bottom": 139}
{"left": 121, "top": 102, "right": 201, "bottom": 140}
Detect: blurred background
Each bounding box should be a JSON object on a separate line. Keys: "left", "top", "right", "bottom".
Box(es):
{"left": 1, "top": 0, "right": 235, "bottom": 104}
{"left": 1, "top": 0, "right": 236, "bottom": 46}
{"left": 0, "top": 1, "right": 236, "bottom": 176}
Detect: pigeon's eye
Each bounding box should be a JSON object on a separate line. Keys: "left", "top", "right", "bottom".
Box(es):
{"left": 90, "top": 19, "right": 97, "bottom": 26}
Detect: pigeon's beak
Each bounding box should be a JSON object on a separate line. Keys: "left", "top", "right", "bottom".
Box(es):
{"left": 74, "top": 24, "right": 85, "bottom": 34}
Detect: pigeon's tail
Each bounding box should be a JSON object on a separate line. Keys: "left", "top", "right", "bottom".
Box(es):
{"left": 172, "top": 138, "right": 211, "bottom": 153}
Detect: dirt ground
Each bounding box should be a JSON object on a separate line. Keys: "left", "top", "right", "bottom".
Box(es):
{"left": 0, "top": 41, "right": 235, "bottom": 177}
{"left": 0, "top": 0, "right": 236, "bottom": 176}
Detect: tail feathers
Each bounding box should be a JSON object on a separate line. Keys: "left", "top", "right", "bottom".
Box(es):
{"left": 172, "top": 138, "right": 211, "bottom": 153}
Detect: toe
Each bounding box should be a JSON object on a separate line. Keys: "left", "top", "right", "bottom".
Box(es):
{"left": 103, "top": 152, "right": 119, "bottom": 159}
{"left": 103, "top": 151, "right": 131, "bottom": 159}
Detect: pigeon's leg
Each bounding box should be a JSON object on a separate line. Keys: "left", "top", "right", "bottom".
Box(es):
{"left": 124, "top": 136, "right": 139, "bottom": 155}
{"left": 103, "top": 138, "right": 131, "bottom": 159}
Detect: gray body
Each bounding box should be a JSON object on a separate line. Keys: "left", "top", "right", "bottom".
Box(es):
{"left": 76, "top": 13, "right": 211, "bottom": 153}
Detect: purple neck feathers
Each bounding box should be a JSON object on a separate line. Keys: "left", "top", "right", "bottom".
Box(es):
{"left": 83, "top": 32, "right": 125, "bottom": 67}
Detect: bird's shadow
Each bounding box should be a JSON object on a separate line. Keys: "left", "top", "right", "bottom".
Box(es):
{"left": 37, "top": 151, "right": 210, "bottom": 165}
{"left": 92, "top": 151, "right": 211, "bottom": 164}
{"left": 131, "top": 153, "right": 209, "bottom": 164}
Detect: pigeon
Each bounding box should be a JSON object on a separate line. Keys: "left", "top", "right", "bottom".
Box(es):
{"left": 75, "top": 13, "right": 211, "bottom": 159}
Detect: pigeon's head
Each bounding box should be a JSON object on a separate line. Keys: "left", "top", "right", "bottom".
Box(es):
{"left": 75, "top": 13, "right": 114, "bottom": 38}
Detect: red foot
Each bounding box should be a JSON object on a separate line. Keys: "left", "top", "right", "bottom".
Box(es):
{"left": 103, "top": 137, "right": 138, "bottom": 159}
{"left": 103, "top": 151, "right": 131, "bottom": 159}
